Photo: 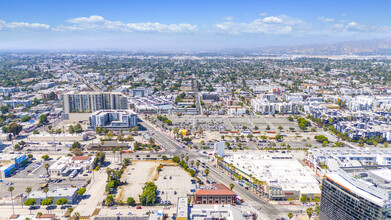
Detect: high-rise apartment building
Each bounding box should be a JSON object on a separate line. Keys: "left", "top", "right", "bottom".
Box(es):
{"left": 62, "top": 92, "right": 128, "bottom": 120}
{"left": 320, "top": 170, "right": 391, "bottom": 220}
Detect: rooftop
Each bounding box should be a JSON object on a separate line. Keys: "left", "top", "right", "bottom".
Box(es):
{"left": 196, "top": 183, "right": 236, "bottom": 196}
{"left": 225, "top": 153, "right": 321, "bottom": 194}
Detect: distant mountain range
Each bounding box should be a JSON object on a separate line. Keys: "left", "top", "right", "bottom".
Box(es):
{"left": 240, "top": 38, "right": 391, "bottom": 56}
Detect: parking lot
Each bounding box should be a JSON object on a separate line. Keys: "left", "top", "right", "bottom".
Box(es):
{"left": 167, "top": 115, "right": 300, "bottom": 133}
{"left": 154, "top": 166, "right": 195, "bottom": 205}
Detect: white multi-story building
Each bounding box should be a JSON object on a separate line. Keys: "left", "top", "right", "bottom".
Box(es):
{"left": 49, "top": 156, "right": 95, "bottom": 177}
{"left": 89, "top": 110, "right": 137, "bottom": 130}
{"left": 251, "top": 98, "right": 298, "bottom": 114}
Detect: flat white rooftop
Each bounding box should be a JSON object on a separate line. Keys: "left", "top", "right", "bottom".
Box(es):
{"left": 225, "top": 153, "right": 321, "bottom": 194}
{"left": 371, "top": 169, "right": 391, "bottom": 182}
{"left": 326, "top": 172, "right": 385, "bottom": 206}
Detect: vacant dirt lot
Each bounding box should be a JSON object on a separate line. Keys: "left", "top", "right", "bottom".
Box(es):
{"left": 116, "top": 160, "right": 195, "bottom": 205}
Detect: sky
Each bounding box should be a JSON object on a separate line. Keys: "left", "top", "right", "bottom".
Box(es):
{"left": 0, "top": 0, "right": 390, "bottom": 50}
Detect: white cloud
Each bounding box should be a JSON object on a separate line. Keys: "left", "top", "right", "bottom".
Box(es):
{"left": 215, "top": 15, "right": 303, "bottom": 35}
{"left": 259, "top": 13, "right": 267, "bottom": 17}
{"left": 318, "top": 16, "right": 334, "bottom": 22}
{"left": 328, "top": 21, "right": 391, "bottom": 33}
{"left": 0, "top": 20, "right": 50, "bottom": 31}
{"left": 223, "top": 17, "right": 234, "bottom": 21}
{"left": 55, "top": 15, "right": 197, "bottom": 33}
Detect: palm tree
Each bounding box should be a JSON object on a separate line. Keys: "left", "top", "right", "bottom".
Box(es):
{"left": 8, "top": 186, "right": 15, "bottom": 214}
{"left": 196, "top": 161, "right": 200, "bottom": 169}
{"left": 73, "top": 212, "right": 81, "bottom": 220}
{"left": 26, "top": 187, "right": 32, "bottom": 195}
{"left": 119, "top": 147, "right": 123, "bottom": 165}
{"left": 44, "top": 163, "right": 50, "bottom": 176}
{"left": 112, "top": 149, "right": 116, "bottom": 165}
{"left": 43, "top": 187, "right": 49, "bottom": 198}
{"left": 306, "top": 207, "right": 314, "bottom": 220}
{"left": 37, "top": 212, "right": 42, "bottom": 220}
{"left": 288, "top": 212, "right": 293, "bottom": 220}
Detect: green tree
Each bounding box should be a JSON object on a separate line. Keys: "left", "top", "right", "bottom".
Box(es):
{"left": 9, "top": 186, "right": 15, "bottom": 214}
{"left": 127, "top": 197, "right": 136, "bottom": 206}
{"left": 188, "top": 169, "right": 196, "bottom": 177}
{"left": 288, "top": 212, "right": 294, "bottom": 220}
{"left": 42, "top": 187, "right": 49, "bottom": 198}
{"left": 68, "top": 125, "right": 74, "bottom": 134}
{"left": 44, "top": 163, "right": 50, "bottom": 176}
{"left": 139, "top": 182, "right": 157, "bottom": 206}
{"left": 105, "top": 195, "right": 114, "bottom": 206}
{"left": 72, "top": 141, "right": 81, "bottom": 149}
{"left": 0, "top": 105, "right": 9, "bottom": 114}
{"left": 306, "top": 207, "right": 314, "bottom": 220}
{"left": 24, "top": 199, "right": 36, "bottom": 214}
{"left": 78, "top": 188, "right": 86, "bottom": 196}
{"left": 266, "top": 125, "right": 270, "bottom": 130}
{"left": 41, "top": 198, "right": 53, "bottom": 213}
{"left": 204, "top": 168, "right": 210, "bottom": 176}
{"left": 26, "top": 187, "right": 32, "bottom": 196}
{"left": 172, "top": 156, "right": 180, "bottom": 163}
{"left": 39, "top": 114, "right": 48, "bottom": 124}
{"left": 229, "top": 183, "right": 235, "bottom": 190}
{"left": 8, "top": 122, "right": 23, "bottom": 136}
{"left": 56, "top": 198, "right": 68, "bottom": 207}
{"left": 21, "top": 115, "right": 31, "bottom": 122}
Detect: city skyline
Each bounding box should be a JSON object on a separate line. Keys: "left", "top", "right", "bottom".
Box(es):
{"left": 1, "top": 0, "right": 391, "bottom": 50}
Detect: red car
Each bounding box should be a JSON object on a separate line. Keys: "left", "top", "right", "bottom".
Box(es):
{"left": 136, "top": 206, "right": 142, "bottom": 209}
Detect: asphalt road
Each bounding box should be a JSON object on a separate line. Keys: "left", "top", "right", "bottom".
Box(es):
{"left": 140, "top": 120, "right": 298, "bottom": 220}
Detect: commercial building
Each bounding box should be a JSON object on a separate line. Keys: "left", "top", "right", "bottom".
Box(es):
{"left": 194, "top": 184, "right": 236, "bottom": 205}
{"left": 201, "top": 93, "right": 219, "bottom": 102}
{"left": 189, "top": 204, "right": 246, "bottom": 220}
{"left": 27, "top": 187, "right": 78, "bottom": 204}
{"left": 251, "top": 98, "right": 298, "bottom": 115}
{"left": 176, "top": 197, "right": 188, "bottom": 220}
{"left": 89, "top": 110, "right": 137, "bottom": 130}
{"left": 62, "top": 92, "right": 128, "bottom": 119}
{"left": 28, "top": 133, "right": 88, "bottom": 142}
{"left": 0, "top": 154, "right": 27, "bottom": 179}
{"left": 308, "top": 147, "right": 391, "bottom": 172}
{"left": 320, "top": 169, "right": 391, "bottom": 220}
{"left": 49, "top": 156, "right": 95, "bottom": 177}
{"left": 129, "top": 96, "right": 173, "bottom": 114}
{"left": 129, "top": 87, "right": 150, "bottom": 97}
{"left": 220, "top": 153, "right": 321, "bottom": 201}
